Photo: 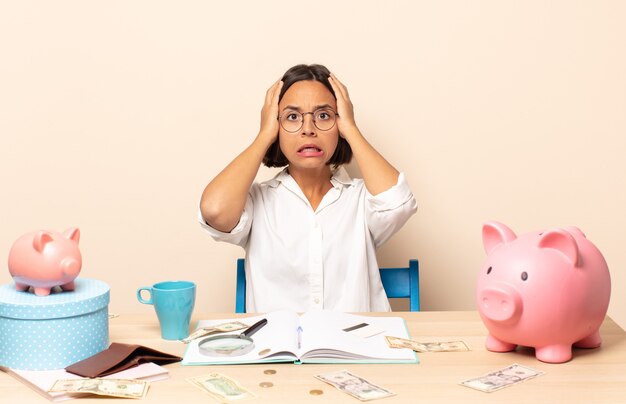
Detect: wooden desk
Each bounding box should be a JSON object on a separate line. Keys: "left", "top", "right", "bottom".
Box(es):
{"left": 1, "top": 311, "right": 625, "bottom": 403}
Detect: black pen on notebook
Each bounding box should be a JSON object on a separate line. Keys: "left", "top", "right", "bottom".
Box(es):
{"left": 297, "top": 326, "right": 303, "bottom": 349}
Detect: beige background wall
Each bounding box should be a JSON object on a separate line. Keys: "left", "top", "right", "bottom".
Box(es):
{"left": 1, "top": 1, "right": 625, "bottom": 328}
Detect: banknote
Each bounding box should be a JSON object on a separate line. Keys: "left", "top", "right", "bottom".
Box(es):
{"left": 315, "top": 370, "right": 395, "bottom": 401}
{"left": 188, "top": 373, "right": 256, "bottom": 402}
{"left": 182, "top": 321, "right": 249, "bottom": 343}
{"left": 385, "top": 336, "right": 470, "bottom": 352}
{"left": 460, "top": 363, "right": 544, "bottom": 393}
{"left": 49, "top": 378, "right": 149, "bottom": 399}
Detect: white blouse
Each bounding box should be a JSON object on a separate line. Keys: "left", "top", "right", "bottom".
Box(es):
{"left": 198, "top": 166, "right": 417, "bottom": 312}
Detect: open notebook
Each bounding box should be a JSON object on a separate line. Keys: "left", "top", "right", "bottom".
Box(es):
{"left": 182, "top": 310, "right": 418, "bottom": 365}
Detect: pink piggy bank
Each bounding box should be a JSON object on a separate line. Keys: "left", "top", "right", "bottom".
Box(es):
{"left": 8, "top": 228, "right": 82, "bottom": 296}
{"left": 477, "top": 221, "right": 611, "bottom": 363}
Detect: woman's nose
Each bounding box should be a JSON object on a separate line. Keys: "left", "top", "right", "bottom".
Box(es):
{"left": 301, "top": 114, "right": 316, "bottom": 136}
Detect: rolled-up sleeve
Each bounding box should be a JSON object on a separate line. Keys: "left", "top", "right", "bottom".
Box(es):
{"left": 365, "top": 172, "right": 418, "bottom": 247}
{"left": 197, "top": 194, "right": 254, "bottom": 247}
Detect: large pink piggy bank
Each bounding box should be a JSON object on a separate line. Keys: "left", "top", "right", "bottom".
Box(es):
{"left": 477, "top": 221, "right": 611, "bottom": 363}
{"left": 8, "top": 228, "right": 82, "bottom": 296}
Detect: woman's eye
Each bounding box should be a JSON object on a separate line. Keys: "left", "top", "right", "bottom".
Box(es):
{"left": 316, "top": 110, "right": 333, "bottom": 120}
{"left": 286, "top": 113, "right": 299, "bottom": 121}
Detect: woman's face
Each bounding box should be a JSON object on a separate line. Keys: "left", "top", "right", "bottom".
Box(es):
{"left": 278, "top": 80, "right": 339, "bottom": 171}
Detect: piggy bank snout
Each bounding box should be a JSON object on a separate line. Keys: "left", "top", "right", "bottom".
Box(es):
{"left": 61, "top": 257, "right": 81, "bottom": 276}
{"left": 478, "top": 285, "right": 523, "bottom": 323}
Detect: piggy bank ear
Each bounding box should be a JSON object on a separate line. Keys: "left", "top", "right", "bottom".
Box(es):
{"left": 564, "top": 226, "right": 586, "bottom": 239}
{"left": 33, "top": 231, "right": 54, "bottom": 253}
{"left": 482, "top": 221, "right": 517, "bottom": 254}
{"left": 63, "top": 227, "right": 80, "bottom": 244}
{"left": 538, "top": 229, "right": 580, "bottom": 267}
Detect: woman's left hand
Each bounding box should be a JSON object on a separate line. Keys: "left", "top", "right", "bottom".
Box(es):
{"left": 329, "top": 72, "right": 400, "bottom": 194}
{"left": 328, "top": 73, "right": 359, "bottom": 138}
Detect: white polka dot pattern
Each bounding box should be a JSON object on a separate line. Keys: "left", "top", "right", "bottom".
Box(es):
{"left": 0, "top": 278, "right": 110, "bottom": 370}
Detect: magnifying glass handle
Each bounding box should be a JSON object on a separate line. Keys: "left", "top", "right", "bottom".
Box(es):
{"left": 243, "top": 318, "right": 268, "bottom": 337}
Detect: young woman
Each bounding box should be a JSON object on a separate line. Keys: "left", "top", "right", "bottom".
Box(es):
{"left": 199, "top": 64, "right": 417, "bottom": 312}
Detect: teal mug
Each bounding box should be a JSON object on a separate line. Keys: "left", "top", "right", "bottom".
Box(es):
{"left": 137, "top": 281, "right": 196, "bottom": 340}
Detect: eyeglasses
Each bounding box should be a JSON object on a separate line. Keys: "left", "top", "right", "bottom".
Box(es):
{"left": 278, "top": 108, "right": 339, "bottom": 133}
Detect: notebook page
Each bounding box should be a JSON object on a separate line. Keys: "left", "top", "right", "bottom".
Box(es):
{"left": 183, "top": 310, "right": 300, "bottom": 364}
{"left": 298, "top": 311, "right": 415, "bottom": 362}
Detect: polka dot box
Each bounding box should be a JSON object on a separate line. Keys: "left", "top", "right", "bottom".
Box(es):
{"left": 0, "top": 278, "right": 109, "bottom": 370}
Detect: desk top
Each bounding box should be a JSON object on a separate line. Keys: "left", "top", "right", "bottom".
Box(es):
{"left": 1, "top": 311, "right": 625, "bottom": 403}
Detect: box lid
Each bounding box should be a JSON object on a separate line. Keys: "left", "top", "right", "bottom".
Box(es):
{"left": 0, "top": 278, "right": 109, "bottom": 320}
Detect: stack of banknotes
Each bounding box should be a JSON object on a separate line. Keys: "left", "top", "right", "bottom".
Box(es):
{"left": 49, "top": 378, "right": 149, "bottom": 399}
{"left": 460, "top": 364, "right": 544, "bottom": 393}
{"left": 385, "top": 336, "right": 470, "bottom": 352}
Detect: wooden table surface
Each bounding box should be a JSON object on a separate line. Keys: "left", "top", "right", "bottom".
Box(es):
{"left": 1, "top": 311, "right": 625, "bottom": 403}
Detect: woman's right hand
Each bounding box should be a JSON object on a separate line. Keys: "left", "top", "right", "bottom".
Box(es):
{"left": 200, "top": 79, "right": 283, "bottom": 233}
{"left": 258, "top": 79, "right": 283, "bottom": 143}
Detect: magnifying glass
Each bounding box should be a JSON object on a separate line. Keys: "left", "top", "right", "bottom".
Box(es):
{"left": 198, "top": 318, "right": 268, "bottom": 357}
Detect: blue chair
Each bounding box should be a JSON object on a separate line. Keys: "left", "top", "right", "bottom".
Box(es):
{"left": 235, "top": 258, "right": 420, "bottom": 313}
{"left": 235, "top": 258, "right": 246, "bottom": 313}
{"left": 379, "top": 259, "right": 420, "bottom": 312}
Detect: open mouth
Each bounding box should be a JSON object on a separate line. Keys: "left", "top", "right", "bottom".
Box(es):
{"left": 298, "top": 146, "right": 322, "bottom": 153}
{"left": 296, "top": 145, "right": 324, "bottom": 157}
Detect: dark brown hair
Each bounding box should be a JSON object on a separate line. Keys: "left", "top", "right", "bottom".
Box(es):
{"left": 262, "top": 64, "right": 353, "bottom": 168}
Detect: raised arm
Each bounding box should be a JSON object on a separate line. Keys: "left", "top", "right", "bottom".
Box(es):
{"left": 200, "top": 80, "right": 283, "bottom": 232}
{"left": 328, "top": 73, "right": 399, "bottom": 195}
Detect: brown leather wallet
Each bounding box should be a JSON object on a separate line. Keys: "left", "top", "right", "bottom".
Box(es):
{"left": 65, "top": 343, "right": 182, "bottom": 378}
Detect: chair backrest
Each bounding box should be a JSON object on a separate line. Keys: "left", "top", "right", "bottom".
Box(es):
{"left": 235, "top": 258, "right": 246, "bottom": 314}
{"left": 379, "top": 259, "right": 420, "bottom": 312}
{"left": 235, "top": 258, "right": 420, "bottom": 313}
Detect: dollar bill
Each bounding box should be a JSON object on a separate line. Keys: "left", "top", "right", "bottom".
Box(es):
{"left": 385, "top": 336, "right": 470, "bottom": 352}
{"left": 187, "top": 373, "right": 256, "bottom": 402}
{"left": 315, "top": 370, "right": 395, "bottom": 401}
{"left": 460, "top": 364, "right": 544, "bottom": 393}
{"left": 182, "top": 321, "right": 249, "bottom": 343}
{"left": 49, "top": 378, "right": 149, "bottom": 399}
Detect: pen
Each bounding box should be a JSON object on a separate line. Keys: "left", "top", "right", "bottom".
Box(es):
{"left": 297, "top": 326, "right": 303, "bottom": 349}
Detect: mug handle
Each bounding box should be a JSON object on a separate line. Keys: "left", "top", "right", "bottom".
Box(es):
{"left": 137, "top": 287, "right": 153, "bottom": 305}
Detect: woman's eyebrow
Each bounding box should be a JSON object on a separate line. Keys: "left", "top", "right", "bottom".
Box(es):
{"left": 282, "top": 105, "right": 301, "bottom": 111}
{"left": 282, "top": 104, "right": 334, "bottom": 112}
{"left": 313, "top": 104, "right": 334, "bottom": 110}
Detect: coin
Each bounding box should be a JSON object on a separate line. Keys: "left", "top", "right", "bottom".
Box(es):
{"left": 263, "top": 369, "right": 277, "bottom": 375}
{"left": 309, "top": 389, "right": 324, "bottom": 395}
{"left": 259, "top": 382, "right": 274, "bottom": 388}
{"left": 258, "top": 348, "right": 271, "bottom": 356}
